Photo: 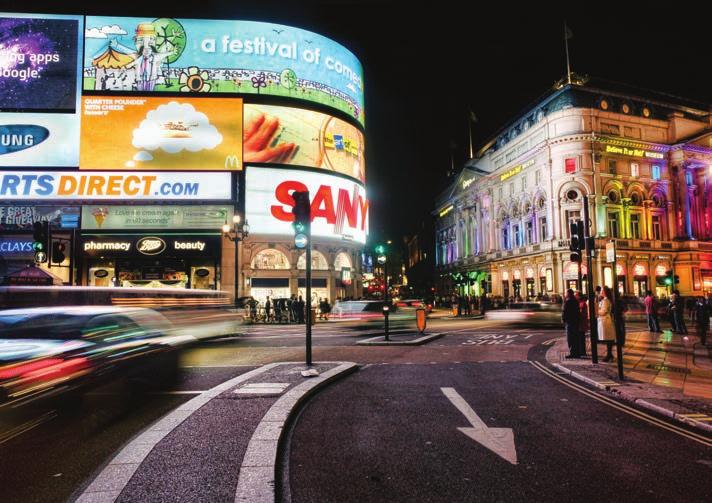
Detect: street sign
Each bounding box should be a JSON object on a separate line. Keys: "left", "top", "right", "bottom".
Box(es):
{"left": 606, "top": 241, "right": 615, "bottom": 263}
{"left": 34, "top": 251, "right": 47, "bottom": 264}
{"left": 377, "top": 254, "right": 386, "bottom": 264}
{"left": 294, "top": 233, "right": 308, "bottom": 249}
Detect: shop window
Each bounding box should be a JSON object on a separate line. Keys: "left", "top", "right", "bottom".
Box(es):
{"left": 252, "top": 249, "right": 290, "bottom": 270}
{"left": 297, "top": 251, "right": 329, "bottom": 270}
{"left": 334, "top": 252, "right": 352, "bottom": 271}
{"left": 652, "top": 165, "right": 661, "bottom": 180}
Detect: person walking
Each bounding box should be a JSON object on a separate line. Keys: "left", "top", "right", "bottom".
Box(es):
{"left": 575, "top": 291, "right": 588, "bottom": 357}
{"left": 297, "top": 295, "right": 305, "bottom": 324}
{"left": 644, "top": 290, "right": 661, "bottom": 333}
{"left": 694, "top": 297, "right": 710, "bottom": 345}
{"left": 562, "top": 289, "right": 581, "bottom": 358}
{"left": 673, "top": 290, "right": 688, "bottom": 334}
{"left": 597, "top": 286, "right": 616, "bottom": 362}
{"left": 322, "top": 298, "right": 331, "bottom": 321}
{"left": 264, "top": 296, "right": 272, "bottom": 323}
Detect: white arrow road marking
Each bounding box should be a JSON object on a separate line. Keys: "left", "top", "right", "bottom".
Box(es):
{"left": 441, "top": 387, "right": 518, "bottom": 465}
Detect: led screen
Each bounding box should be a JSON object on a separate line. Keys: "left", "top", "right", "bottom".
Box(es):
{"left": 84, "top": 16, "right": 364, "bottom": 125}
{"left": 245, "top": 104, "right": 364, "bottom": 183}
{"left": 245, "top": 166, "right": 368, "bottom": 244}
{"left": 0, "top": 14, "right": 82, "bottom": 111}
{"left": 0, "top": 13, "right": 82, "bottom": 167}
{"left": 80, "top": 96, "right": 243, "bottom": 170}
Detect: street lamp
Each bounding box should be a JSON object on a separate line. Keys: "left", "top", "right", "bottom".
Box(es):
{"left": 222, "top": 214, "right": 249, "bottom": 306}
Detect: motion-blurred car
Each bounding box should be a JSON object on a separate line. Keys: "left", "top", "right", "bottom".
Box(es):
{"left": 0, "top": 306, "right": 186, "bottom": 408}
{"left": 332, "top": 299, "right": 421, "bottom": 328}
{"left": 484, "top": 302, "right": 563, "bottom": 327}
{"left": 395, "top": 299, "right": 433, "bottom": 314}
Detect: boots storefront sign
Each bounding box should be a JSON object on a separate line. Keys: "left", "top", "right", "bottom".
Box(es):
{"left": 81, "top": 235, "right": 218, "bottom": 258}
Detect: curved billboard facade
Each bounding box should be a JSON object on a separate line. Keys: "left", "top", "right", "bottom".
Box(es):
{"left": 83, "top": 16, "right": 365, "bottom": 125}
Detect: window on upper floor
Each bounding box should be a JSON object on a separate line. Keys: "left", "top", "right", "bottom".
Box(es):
{"left": 652, "top": 165, "right": 661, "bottom": 180}
{"left": 686, "top": 171, "right": 693, "bottom": 185}
{"left": 630, "top": 213, "right": 641, "bottom": 240}
{"left": 630, "top": 163, "right": 639, "bottom": 177}
{"left": 535, "top": 169, "right": 541, "bottom": 185}
{"left": 565, "top": 158, "right": 577, "bottom": 174}
{"left": 521, "top": 176, "right": 526, "bottom": 191}
{"left": 651, "top": 215, "right": 662, "bottom": 240}
{"left": 607, "top": 212, "right": 620, "bottom": 238}
{"left": 566, "top": 210, "right": 581, "bottom": 237}
{"left": 525, "top": 221, "right": 533, "bottom": 244}
{"left": 539, "top": 217, "right": 548, "bottom": 242}
{"left": 608, "top": 159, "right": 617, "bottom": 175}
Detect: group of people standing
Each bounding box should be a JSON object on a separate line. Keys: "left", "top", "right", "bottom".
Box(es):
{"left": 563, "top": 287, "right": 712, "bottom": 364}
{"left": 250, "top": 295, "right": 316, "bottom": 324}
{"left": 449, "top": 293, "right": 488, "bottom": 317}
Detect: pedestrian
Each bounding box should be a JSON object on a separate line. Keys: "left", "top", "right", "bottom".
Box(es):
{"left": 249, "top": 296, "right": 258, "bottom": 322}
{"left": 480, "top": 293, "right": 487, "bottom": 316}
{"left": 673, "top": 290, "right": 688, "bottom": 334}
{"left": 465, "top": 294, "right": 471, "bottom": 316}
{"left": 694, "top": 297, "right": 710, "bottom": 345}
{"left": 597, "top": 286, "right": 616, "bottom": 362}
{"left": 644, "top": 290, "right": 661, "bottom": 333}
{"left": 323, "top": 298, "right": 331, "bottom": 321}
{"left": 264, "top": 296, "right": 272, "bottom": 323}
{"left": 562, "top": 289, "right": 581, "bottom": 358}
{"left": 575, "top": 291, "right": 588, "bottom": 357}
{"left": 297, "top": 295, "right": 305, "bottom": 324}
{"left": 687, "top": 296, "right": 697, "bottom": 323}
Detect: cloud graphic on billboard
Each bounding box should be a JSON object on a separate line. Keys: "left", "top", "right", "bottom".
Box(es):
{"left": 85, "top": 25, "right": 128, "bottom": 39}
{"left": 133, "top": 151, "right": 153, "bottom": 161}
{"left": 132, "top": 101, "right": 223, "bottom": 155}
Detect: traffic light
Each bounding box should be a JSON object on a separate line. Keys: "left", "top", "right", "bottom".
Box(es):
{"left": 32, "top": 221, "right": 49, "bottom": 263}
{"left": 292, "top": 190, "right": 311, "bottom": 248}
{"left": 569, "top": 220, "right": 584, "bottom": 262}
{"left": 660, "top": 270, "right": 680, "bottom": 286}
{"left": 375, "top": 244, "right": 387, "bottom": 264}
{"left": 51, "top": 241, "right": 66, "bottom": 264}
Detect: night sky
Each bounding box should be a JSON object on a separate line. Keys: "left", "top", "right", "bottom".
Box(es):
{"left": 4, "top": 1, "right": 711, "bottom": 246}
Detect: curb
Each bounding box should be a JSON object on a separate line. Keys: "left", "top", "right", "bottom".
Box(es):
{"left": 356, "top": 332, "right": 445, "bottom": 346}
{"left": 550, "top": 361, "right": 712, "bottom": 434}
{"left": 72, "top": 363, "right": 285, "bottom": 503}
{"left": 234, "top": 362, "right": 358, "bottom": 503}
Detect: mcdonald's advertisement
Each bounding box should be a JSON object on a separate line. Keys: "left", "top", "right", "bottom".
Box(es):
{"left": 79, "top": 96, "right": 243, "bottom": 170}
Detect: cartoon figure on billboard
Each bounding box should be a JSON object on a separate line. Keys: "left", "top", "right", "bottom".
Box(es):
{"left": 84, "top": 16, "right": 365, "bottom": 125}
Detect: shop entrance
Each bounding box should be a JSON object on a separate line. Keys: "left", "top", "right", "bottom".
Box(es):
{"left": 633, "top": 276, "right": 648, "bottom": 298}
{"left": 512, "top": 279, "right": 522, "bottom": 299}
{"left": 502, "top": 280, "right": 510, "bottom": 300}
{"left": 526, "top": 278, "right": 535, "bottom": 299}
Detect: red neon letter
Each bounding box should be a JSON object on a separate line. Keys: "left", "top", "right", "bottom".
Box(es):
{"left": 311, "top": 185, "right": 336, "bottom": 224}
{"left": 271, "top": 180, "right": 308, "bottom": 221}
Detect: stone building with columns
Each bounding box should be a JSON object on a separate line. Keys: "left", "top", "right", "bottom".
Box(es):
{"left": 435, "top": 78, "right": 712, "bottom": 300}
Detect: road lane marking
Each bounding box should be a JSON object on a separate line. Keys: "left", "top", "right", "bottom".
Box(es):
{"left": 0, "top": 410, "right": 57, "bottom": 445}
{"left": 441, "top": 387, "right": 518, "bottom": 465}
{"left": 529, "top": 361, "right": 712, "bottom": 447}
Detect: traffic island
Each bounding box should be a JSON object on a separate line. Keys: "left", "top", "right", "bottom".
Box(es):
{"left": 72, "top": 361, "right": 358, "bottom": 503}
{"left": 544, "top": 333, "right": 712, "bottom": 433}
{"left": 356, "top": 332, "right": 445, "bottom": 346}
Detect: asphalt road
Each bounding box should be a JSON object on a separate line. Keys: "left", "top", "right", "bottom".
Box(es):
{"left": 286, "top": 361, "right": 712, "bottom": 502}
{"left": 1, "top": 314, "right": 706, "bottom": 503}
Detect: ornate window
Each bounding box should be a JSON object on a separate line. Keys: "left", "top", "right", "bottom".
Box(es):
{"left": 252, "top": 249, "right": 290, "bottom": 270}
{"left": 297, "top": 251, "right": 329, "bottom": 270}
{"left": 334, "top": 252, "right": 352, "bottom": 271}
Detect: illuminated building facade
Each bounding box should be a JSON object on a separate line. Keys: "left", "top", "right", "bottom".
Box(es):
{"left": 435, "top": 79, "right": 712, "bottom": 300}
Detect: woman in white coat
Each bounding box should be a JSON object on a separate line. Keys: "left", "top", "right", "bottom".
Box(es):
{"left": 598, "top": 286, "right": 616, "bottom": 361}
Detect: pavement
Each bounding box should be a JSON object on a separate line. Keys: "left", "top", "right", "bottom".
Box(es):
{"left": 71, "top": 362, "right": 357, "bottom": 503}
{"left": 547, "top": 328, "right": 712, "bottom": 432}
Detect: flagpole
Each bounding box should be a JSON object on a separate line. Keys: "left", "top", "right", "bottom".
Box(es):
{"left": 564, "top": 22, "right": 572, "bottom": 84}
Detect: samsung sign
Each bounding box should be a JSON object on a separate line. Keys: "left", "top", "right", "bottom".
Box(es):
{"left": 0, "top": 172, "right": 231, "bottom": 200}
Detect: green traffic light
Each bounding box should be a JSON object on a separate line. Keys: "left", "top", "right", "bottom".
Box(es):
{"left": 33, "top": 242, "right": 44, "bottom": 251}
{"left": 294, "top": 222, "right": 305, "bottom": 233}
{"left": 375, "top": 244, "right": 385, "bottom": 254}
{"left": 664, "top": 277, "right": 673, "bottom": 286}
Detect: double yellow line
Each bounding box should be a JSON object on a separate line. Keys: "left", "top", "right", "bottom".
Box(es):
{"left": 529, "top": 360, "right": 712, "bottom": 447}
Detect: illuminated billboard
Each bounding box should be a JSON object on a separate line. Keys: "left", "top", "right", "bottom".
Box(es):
{"left": 84, "top": 16, "right": 365, "bottom": 125}
{"left": 245, "top": 104, "right": 365, "bottom": 183}
{"left": 0, "top": 13, "right": 83, "bottom": 166}
{"left": 0, "top": 171, "right": 231, "bottom": 200}
{"left": 245, "top": 166, "right": 368, "bottom": 244}
{"left": 80, "top": 96, "right": 243, "bottom": 170}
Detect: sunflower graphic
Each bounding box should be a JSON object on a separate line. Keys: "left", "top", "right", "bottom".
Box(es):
{"left": 179, "top": 66, "right": 212, "bottom": 92}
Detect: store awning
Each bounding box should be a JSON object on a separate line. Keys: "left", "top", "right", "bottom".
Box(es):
{"left": 1, "top": 265, "right": 64, "bottom": 286}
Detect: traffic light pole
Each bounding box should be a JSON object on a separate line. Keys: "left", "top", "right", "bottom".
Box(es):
{"left": 583, "top": 196, "right": 599, "bottom": 364}
{"left": 384, "top": 259, "right": 389, "bottom": 341}
{"left": 609, "top": 240, "right": 624, "bottom": 380}
{"left": 305, "top": 234, "right": 313, "bottom": 367}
